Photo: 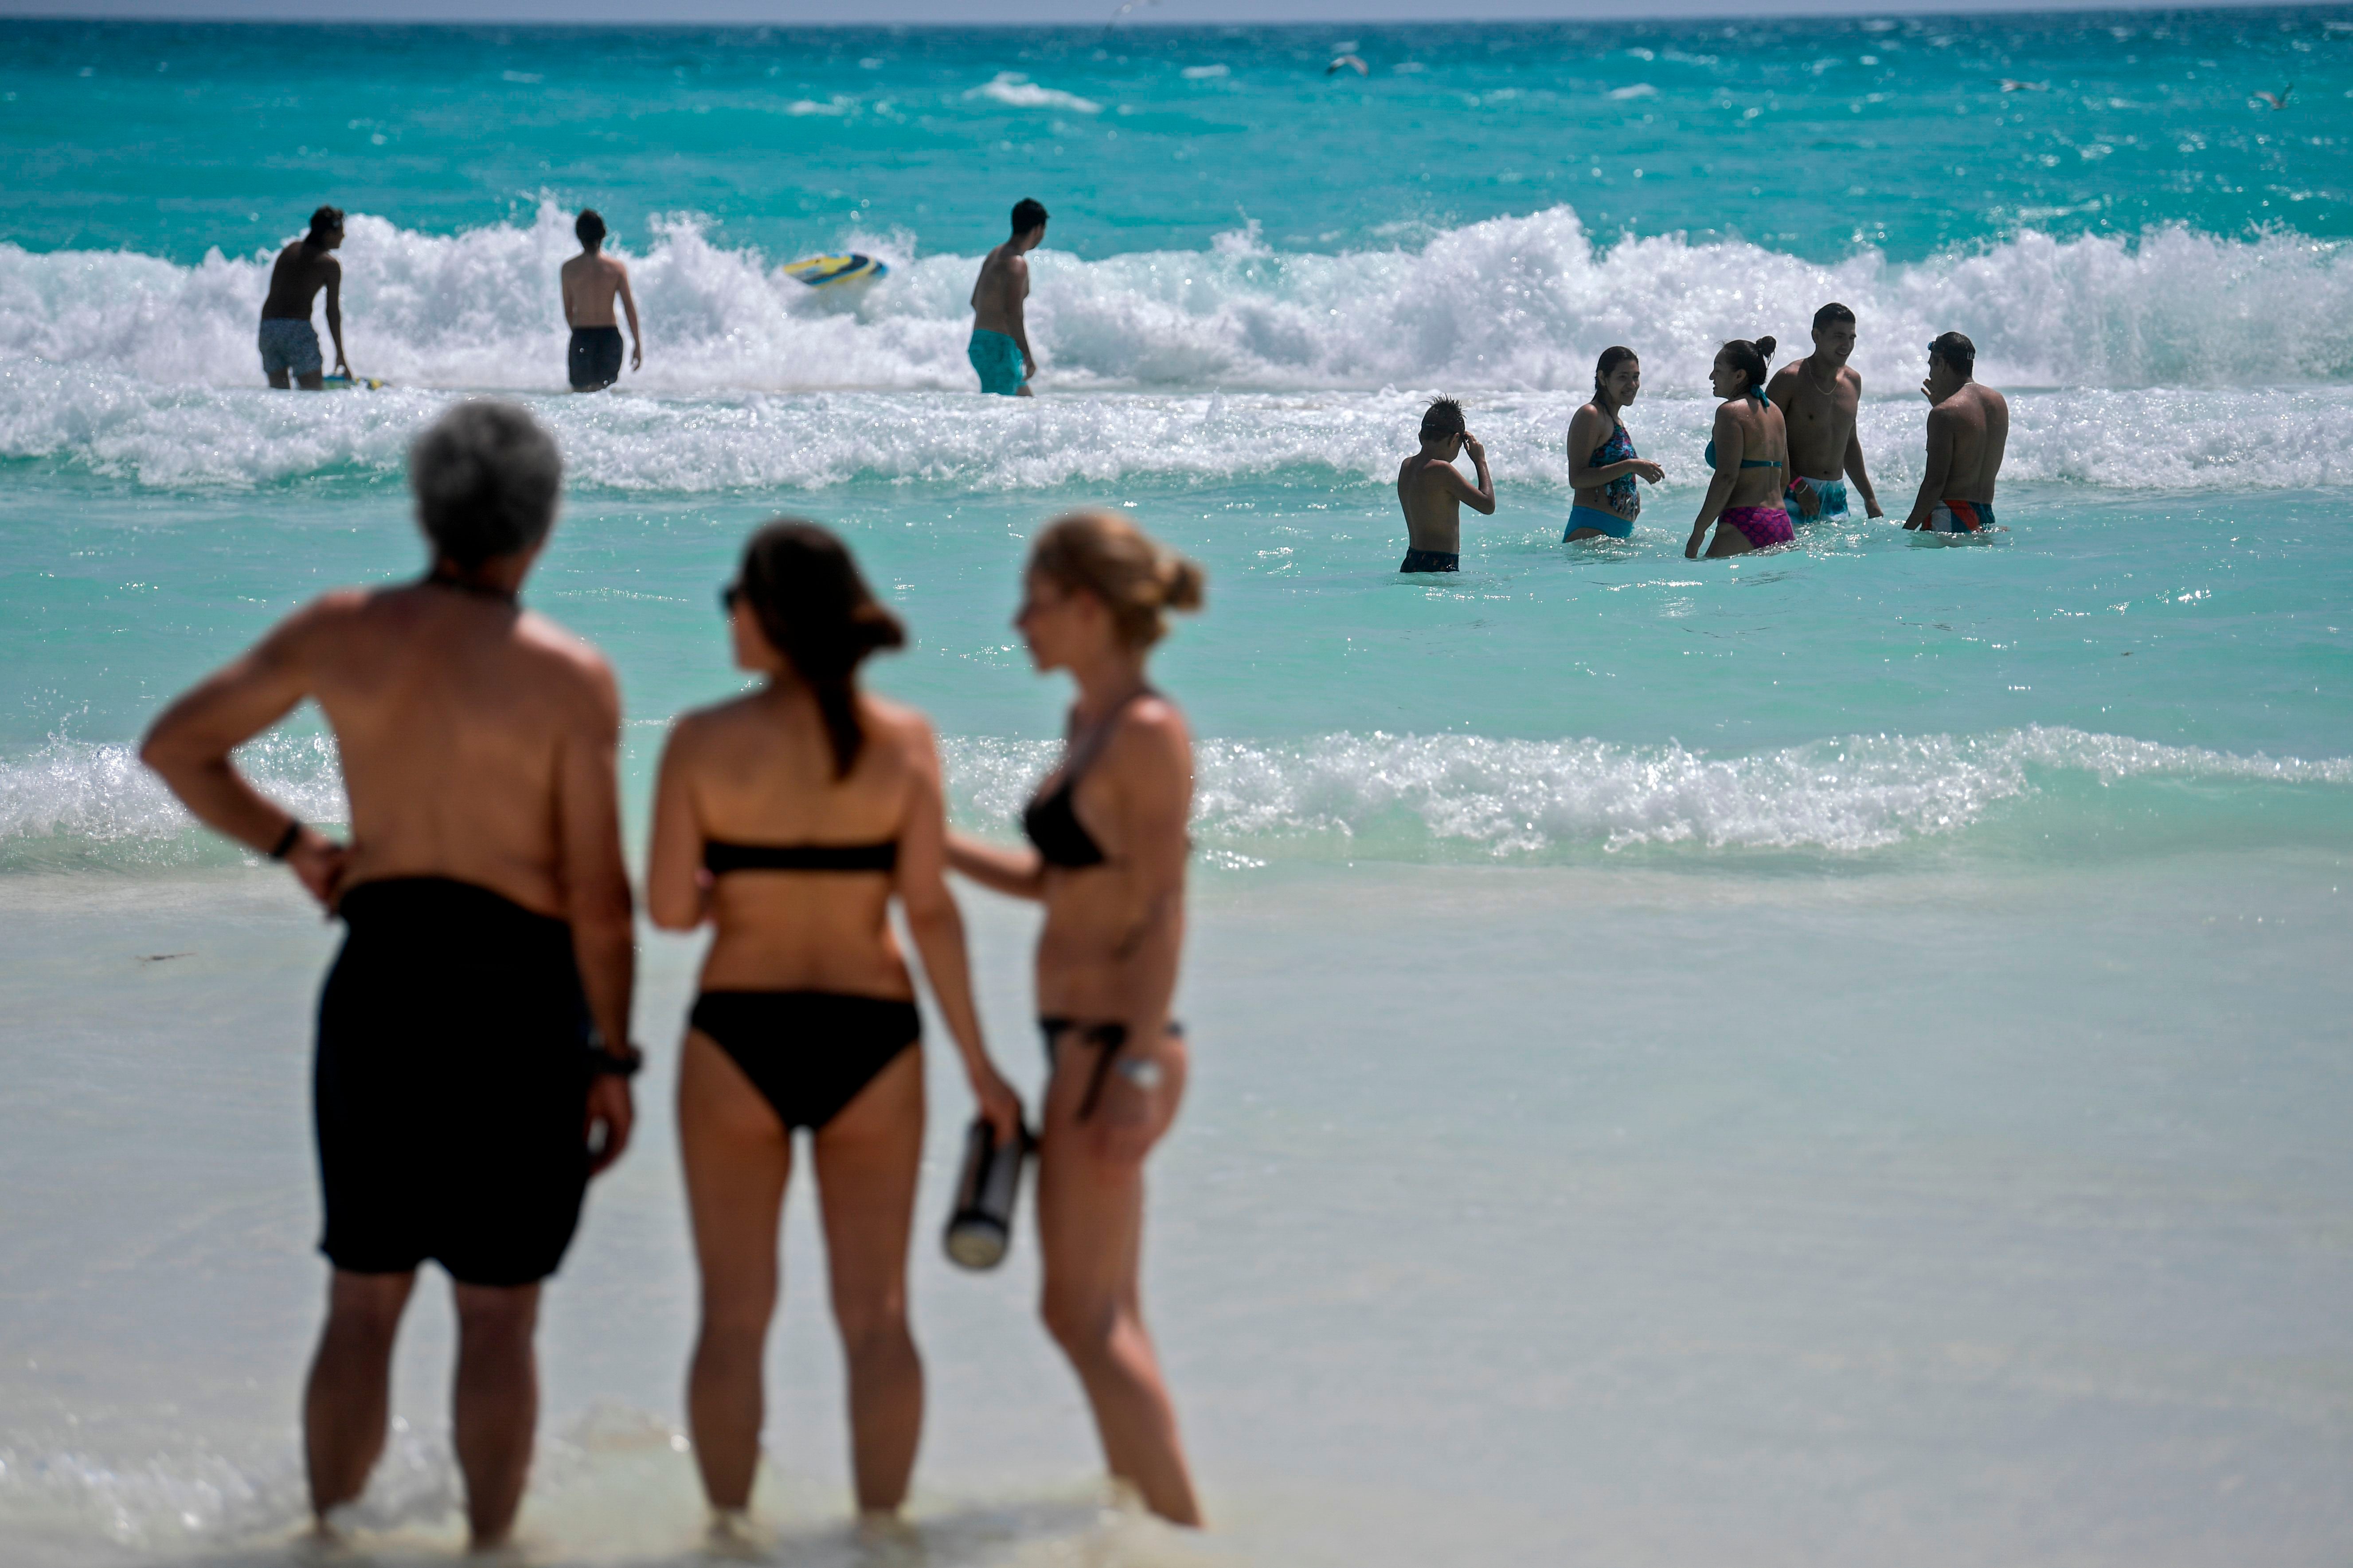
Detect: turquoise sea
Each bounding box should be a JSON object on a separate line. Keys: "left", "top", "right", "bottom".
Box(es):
{"left": 3, "top": 14, "right": 2352, "bottom": 1567}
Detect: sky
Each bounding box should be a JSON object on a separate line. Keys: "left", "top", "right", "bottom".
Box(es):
{"left": 0, "top": 0, "right": 2311, "bottom": 21}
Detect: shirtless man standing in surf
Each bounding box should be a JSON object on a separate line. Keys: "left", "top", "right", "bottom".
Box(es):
{"left": 560, "top": 209, "right": 642, "bottom": 392}
{"left": 1767, "top": 302, "right": 1884, "bottom": 523}
{"left": 258, "top": 206, "right": 352, "bottom": 390}
{"left": 969, "top": 198, "right": 1046, "bottom": 397}
{"left": 1904, "top": 331, "right": 2009, "bottom": 534}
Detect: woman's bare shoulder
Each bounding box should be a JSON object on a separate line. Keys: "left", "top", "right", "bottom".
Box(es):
{"left": 1110, "top": 692, "right": 1191, "bottom": 761}
{"left": 664, "top": 691, "right": 769, "bottom": 750}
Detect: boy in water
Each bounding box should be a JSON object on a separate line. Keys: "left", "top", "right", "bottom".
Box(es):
{"left": 1394, "top": 398, "right": 1494, "bottom": 572}
{"left": 1904, "top": 331, "right": 2009, "bottom": 534}
{"left": 1767, "top": 302, "right": 1885, "bottom": 522}
{"left": 258, "top": 206, "right": 351, "bottom": 390}
{"left": 560, "top": 209, "right": 642, "bottom": 393}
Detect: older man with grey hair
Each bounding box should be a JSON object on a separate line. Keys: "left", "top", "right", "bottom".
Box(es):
{"left": 141, "top": 401, "right": 639, "bottom": 1549}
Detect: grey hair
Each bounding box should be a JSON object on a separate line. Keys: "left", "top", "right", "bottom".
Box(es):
{"left": 410, "top": 401, "right": 562, "bottom": 568}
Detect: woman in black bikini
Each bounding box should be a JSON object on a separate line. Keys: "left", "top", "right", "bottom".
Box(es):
{"left": 947, "top": 512, "right": 1206, "bottom": 1525}
{"left": 646, "top": 521, "right": 1020, "bottom": 1535}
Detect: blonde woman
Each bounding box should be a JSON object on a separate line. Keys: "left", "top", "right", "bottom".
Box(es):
{"left": 947, "top": 512, "right": 1206, "bottom": 1524}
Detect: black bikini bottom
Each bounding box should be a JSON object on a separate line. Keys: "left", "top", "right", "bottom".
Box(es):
{"left": 691, "top": 990, "right": 920, "bottom": 1130}
{"left": 1039, "top": 1016, "right": 1184, "bottom": 1122}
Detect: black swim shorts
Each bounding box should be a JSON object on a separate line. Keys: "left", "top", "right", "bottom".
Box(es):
{"left": 1399, "top": 548, "right": 1460, "bottom": 573}
{"left": 314, "top": 878, "right": 593, "bottom": 1287}
{"left": 567, "top": 326, "right": 625, "bottom": 391}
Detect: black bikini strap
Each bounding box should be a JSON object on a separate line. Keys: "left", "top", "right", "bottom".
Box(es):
{"left": 1074, "top": 1023, "right": 1129, "bottom": 1122}
{"left": 1055, "top": 686, "right": 1156, "bottom": 791}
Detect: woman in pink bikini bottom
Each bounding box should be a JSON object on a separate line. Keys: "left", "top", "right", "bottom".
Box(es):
{"left": 1687, "top": 335, "right": 1796, "bottom": 559}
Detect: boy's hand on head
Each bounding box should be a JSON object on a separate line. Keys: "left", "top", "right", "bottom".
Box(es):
{"left": 1461, "top": 433, "right": 1485, "bottom": 462}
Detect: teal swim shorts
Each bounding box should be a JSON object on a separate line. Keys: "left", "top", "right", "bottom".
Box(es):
{"left": 1788, "top": 477, "right": 1849, "bottom": 520}
{"left": 968, "top": 329, "right": 1027, "bottom": 396}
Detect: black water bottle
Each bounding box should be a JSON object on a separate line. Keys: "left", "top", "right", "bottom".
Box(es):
{"left": 944, "top": 1117, "right": 1030, "bottom": 1270}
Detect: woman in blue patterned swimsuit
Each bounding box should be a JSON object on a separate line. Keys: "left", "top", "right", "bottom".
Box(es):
{"left": 1565, "top": 346, "right": 1666, "bottom": 542}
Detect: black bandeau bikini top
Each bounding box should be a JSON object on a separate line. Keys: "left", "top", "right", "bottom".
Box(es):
{"left": 1021, "top": 687, "right": 1155, "bottom": 870}
{"left": 704, "top": 839, "right": 897, "bottom": 875}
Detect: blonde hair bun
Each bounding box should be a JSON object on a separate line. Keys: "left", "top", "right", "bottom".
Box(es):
{"left": 1030, "top": 511, "right": 1206, "bottom": 648}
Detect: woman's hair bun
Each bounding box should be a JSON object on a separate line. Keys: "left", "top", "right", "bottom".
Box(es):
{"left": 1755, "top": 335, "right": 1778, "bottom": 359}
{"left": 1031, "top": 511, "right": 1206, "bottom": 648}
{"left": 1159, "top": 555, "right": 1206, "bottom": 613}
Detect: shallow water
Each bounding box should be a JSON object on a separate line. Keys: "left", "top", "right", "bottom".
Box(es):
{"left": 2, "top": 13, "right": 2350, "bottom": 1566}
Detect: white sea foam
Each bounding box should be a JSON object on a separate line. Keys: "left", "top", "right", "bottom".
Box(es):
{"left": 965, "top": 72, "right": 1102, "bottom": 114}
{"left": 946, "top": 727, "right": 2353, "bottom": 859}
{"left": 6, "top": 727, "right": 2345, "bottom": 871}
{"left": 3, "top": 203, "right": 2346, "bottom": 405}
{"left": 0, "top": 732, "right": 344, "bottom": 869}
{"left": 7, "top": 373, "right": 2350, "bottom": 493}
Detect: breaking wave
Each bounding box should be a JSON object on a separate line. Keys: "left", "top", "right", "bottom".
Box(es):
{"left": 11, "top": 725, "right": 2343, "bottom": 871}
{"left": 2, "top": 202, "right": 2347, "bottom": 401}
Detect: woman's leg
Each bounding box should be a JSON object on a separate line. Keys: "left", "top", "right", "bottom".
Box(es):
{"left": 1035, "top": 1031, "right": 1201, "bottom": 1525}
{"left": 678, "top": 1030, "right": 792, "bottom": 1512}
{"left": 811, "top": 1045, "right": 927, "bottom": 1516}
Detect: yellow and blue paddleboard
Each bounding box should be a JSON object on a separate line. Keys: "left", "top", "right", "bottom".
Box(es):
{"left": 783, "top": 253, "right": 887, "bottom": 289}
{"left": 321, "top": 374, "right": 391, "bottom": 390}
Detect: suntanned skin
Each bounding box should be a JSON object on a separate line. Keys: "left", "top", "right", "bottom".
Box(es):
{"left": 1767, "top": 316, "right": 1884, "bottom": 520}
{"left": 138, "top": 545, "right": 636, "bottom": 1551}
{"left": 970, "top": 221, "right": 1045, "bottom": 395}
{"left": 1904, "top": 351, "right": 2009, "bottom": 529}
{"left": 646, "top": 605, "right": 1019, "bottom": 1530}
{"left": 260, "top": 224, "right": 349, "bottom": 390}
{"left": 947, "top": 570, "right": 1201, "bottom": 1526}
{"left": 1566, "top": 358, "right": 1666, "bottom": 540}
{"left": 1687, "top": 351, "right": 1794, "bottom": 559}
{"left": 1395, "top": 429, "right": 1495, "bottom": 555}
{"left": 560, "top": 239, "right": 642, "bottom": 378}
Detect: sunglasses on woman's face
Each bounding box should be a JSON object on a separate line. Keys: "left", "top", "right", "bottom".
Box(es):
{"left": 718, "top": 583, "right": 742, "bottom": 614}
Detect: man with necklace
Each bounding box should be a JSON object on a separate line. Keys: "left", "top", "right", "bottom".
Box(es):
{"left": 1768, "top": 302, "right": 1885, "bottom": 523}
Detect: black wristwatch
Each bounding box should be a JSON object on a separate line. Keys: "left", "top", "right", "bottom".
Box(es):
{"left": 586, "top": 1041, "right": 645, "bottom": 1079}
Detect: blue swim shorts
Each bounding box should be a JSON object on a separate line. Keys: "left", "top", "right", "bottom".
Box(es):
{"left": 258, "top": 318, "right": 323, "bottom": 378}
{"left": 967, "top": 329, "right": 1027, "bottom": 396}
{"left": 1788, "top": 477, "right": 1849, "bottom": 520}
{"left": 1565, "top": 504, "right": 1634, "bottom": 541}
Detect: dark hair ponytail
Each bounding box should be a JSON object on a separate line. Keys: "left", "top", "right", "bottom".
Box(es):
{"left": 1721, "top": 335, "right": 1777, "bottom": 396}
{"left": 1593, "top": 345, "right": 1638, "bottom": 399}
{"left": 735, "top": 521, "right": 907, "bottom": 778}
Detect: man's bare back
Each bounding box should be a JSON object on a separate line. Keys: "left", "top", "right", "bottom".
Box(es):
{"left": 1905, "top": 334, "right": 2009, "bottom": 532}
{"left": 262, "top": 241, "right": 341, "bottom": 324}
{"left": 277, "top": 584, "right": 620, "bottom": 914}
{"left": 1925, "top": 383, "right": 2008, "bottom": 503}
{"left": 561, "top": 252, "right": 631, "bottom": 330}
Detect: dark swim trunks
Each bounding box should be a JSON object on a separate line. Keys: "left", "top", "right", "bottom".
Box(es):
{"left": 1399, "top": 548, "right": 1460, "bottom": 573}
{"left": 315, "top": 878, "right": 593, "bottom": 1287}
{"left": 568, "top": 326, "right": 625, "bottom": 391}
